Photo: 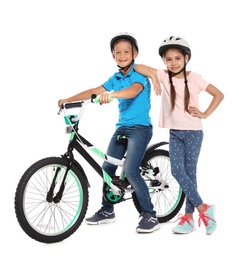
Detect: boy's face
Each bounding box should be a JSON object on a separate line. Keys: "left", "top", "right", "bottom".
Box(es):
{"left": 112, "top": 40, "right": 138, "bottom": 67}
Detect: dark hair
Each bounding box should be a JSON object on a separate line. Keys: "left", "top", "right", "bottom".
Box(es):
{"left": 164, "top": 48, "right": 190, "bottom": 113}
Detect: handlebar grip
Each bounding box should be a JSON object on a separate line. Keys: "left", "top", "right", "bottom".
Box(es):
{"left": 64, "top": 101, "right": 84, "bottom": 109}
{"left": 93, "top": 96, "right": 114, "bottom": 103}
{"left": 93, "top": 97, "right": 100, "bottom": 103}
{"left": 58, "top": 101, "right": 84, "bottom": 114}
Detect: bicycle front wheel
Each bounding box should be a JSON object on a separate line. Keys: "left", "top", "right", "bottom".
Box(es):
{"left": 15, "top": 157, "right": 89, "bottom": 243}
{"left": 133, "top": 149, "right": 185, "bottom": 223}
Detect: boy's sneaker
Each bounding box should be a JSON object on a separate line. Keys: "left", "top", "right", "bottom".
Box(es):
{"left": 199, "top": 204, "right": 217, "bottom": 235}
{"left": 85, "top": 208, "right": 116, "bottom": 225}
{"left": 172, "top": 214, "right": 196, "bottom": 234}
{"left": 136, "top": 212, "right": 161, "bottom": 233}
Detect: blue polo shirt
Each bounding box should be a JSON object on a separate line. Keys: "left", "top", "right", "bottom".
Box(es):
{"left": 102, "top": 63, "right": 152, "bottom": 128}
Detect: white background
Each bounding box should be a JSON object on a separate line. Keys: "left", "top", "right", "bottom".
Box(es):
{"left": 1, "top": 0, "right": 237, "bottom": 259}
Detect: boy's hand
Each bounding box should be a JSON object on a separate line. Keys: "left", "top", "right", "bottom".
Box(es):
{"left": 58, "top": 100, "right": 63, "bottom": 107}
{"left": 99, "top": 93, "right": 114, "bottom": 104}
{"left": 58, "top": 99, "right": 67, "bottom": 107}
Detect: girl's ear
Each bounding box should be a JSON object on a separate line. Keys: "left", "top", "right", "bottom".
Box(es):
{"left": 185, "top": 54, "right": 189, "bottom": 63}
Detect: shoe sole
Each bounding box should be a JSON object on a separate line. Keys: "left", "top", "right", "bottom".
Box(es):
{"left": 85, "top": 218, "right": 116, "bottom": 225}
{"left": 172, "top": 227, "right": 196, "bottom": 234}
{"left": 136, "top": 223, "right": 161, "bottom": 233}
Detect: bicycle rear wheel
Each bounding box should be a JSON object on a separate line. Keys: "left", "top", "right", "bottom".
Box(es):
{"left": 132, "top": 149, "right": 185, "bottom": 223}
{"left": 15, "top": 157, "right": 89, "bottom": 243}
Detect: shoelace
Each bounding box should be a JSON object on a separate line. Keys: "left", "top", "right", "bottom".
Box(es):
{"left": 174, "top": 214, "right": 194, "bottom": 227}
{"left": 139, "top": 213, "right": 155, "bottom": 223}
{"left": 96, "top": 208, "right": 109, "bottom": 216}
{"left": 198, "top": 212, "right": 216, "bottom": 227}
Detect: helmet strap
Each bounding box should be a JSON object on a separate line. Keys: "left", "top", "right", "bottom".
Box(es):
{"left": 169, "top": 63, "right": 186, "bottom": 76}
{"left": 117, "top": 59, "right": 134, "bottom": 73}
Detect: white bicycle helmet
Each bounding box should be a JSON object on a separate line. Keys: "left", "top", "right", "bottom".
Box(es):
{"left": 159, "top": 36, "right": 191, "bottom": 60}
{"left": 110, "top": 32, "right": 139, "bottom": 52}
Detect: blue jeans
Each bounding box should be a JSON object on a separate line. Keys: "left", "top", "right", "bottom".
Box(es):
{"left": 101, "top": 125, "right": 156, "bottom": 217}
{"left": 169, "top": 129, "right": 204, "bottom": 213}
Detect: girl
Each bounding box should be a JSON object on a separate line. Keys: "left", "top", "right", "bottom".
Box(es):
{"left": 134, "top": 36, "right": 224, "bottom": 235}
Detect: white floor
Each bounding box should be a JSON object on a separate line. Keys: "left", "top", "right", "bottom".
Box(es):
{"left": 1, "top": 1, "right": 237, "bottom": 258}
{"left": 5, "top": 182, "right": 235, "bottom": 260}
{"left": 4, "top": 117, "right": 237, "bottom": 259}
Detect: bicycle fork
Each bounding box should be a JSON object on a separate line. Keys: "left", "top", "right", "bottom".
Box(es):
{"left": 46, "top": 151, "right": 74, "bottom": 203}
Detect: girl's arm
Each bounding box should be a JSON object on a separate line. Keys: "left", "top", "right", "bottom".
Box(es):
{"left": 134, "top": 64, "right": 162, "bottom": 96}
{"left": 188, "top": 84, "right": 224, "bottom": 119}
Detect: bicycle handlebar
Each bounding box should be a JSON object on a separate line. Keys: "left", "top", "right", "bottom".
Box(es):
{"left": 57, "top": 94, "right": 114, "bottom": 121}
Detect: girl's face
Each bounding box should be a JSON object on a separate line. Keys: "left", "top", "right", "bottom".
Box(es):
{"left": 112, "top": 40, "right": 137, "bottom": 68}
{"left": 163, "top": 48, "right": 188, "bottom": 75}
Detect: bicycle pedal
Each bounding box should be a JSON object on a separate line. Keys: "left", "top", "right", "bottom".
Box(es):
{"left": 112, "top": 178, "right": 129, "bottom": 189}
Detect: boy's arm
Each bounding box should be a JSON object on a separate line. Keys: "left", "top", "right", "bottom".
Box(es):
{"left": 134, "top": 64, "right": 161, "bottom": 96}
{"left": 99, "top": 83, "right": 143, "bottom": 104}
{"left": 58, "top": 86, "right": 106, "bottom": 107}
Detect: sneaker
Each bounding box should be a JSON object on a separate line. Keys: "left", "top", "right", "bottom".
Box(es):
{"left": 198, "top": 204, "right": 217, "bottom": 235}
{"left": 136, "top": 212, "right": 160, "bottom": 233}
{"left": 85, "top": 208, "right": 116, "bottom": 225}
{"left": 172, "top": 214, "right": 196, "bottom": 234}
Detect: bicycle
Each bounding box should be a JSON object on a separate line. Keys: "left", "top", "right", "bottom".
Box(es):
{"left": 14, "top": 94, "right": 185, "bottom": 244}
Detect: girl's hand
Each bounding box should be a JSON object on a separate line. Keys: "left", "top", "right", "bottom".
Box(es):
{"left": 152, "top": 76, "right": 162, "bottom": 96}
{"left": 188, "top": 106, "right": 206, "bottom": 119}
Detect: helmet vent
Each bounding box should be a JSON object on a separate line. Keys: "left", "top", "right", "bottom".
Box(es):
{"left": 158, "top": 36, "right": 191, "bottom": 60}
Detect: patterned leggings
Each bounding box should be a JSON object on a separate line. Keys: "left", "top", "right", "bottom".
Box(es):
{"left": 169, "top": 129, "right": 204, "bottom": 213}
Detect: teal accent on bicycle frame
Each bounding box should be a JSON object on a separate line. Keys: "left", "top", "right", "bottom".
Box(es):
{"left": 103, "top": 170, "right": 112, "bottom": 186}
{"left": 92, "top": 147, "right": 106, "bottom": 159}
{"left": 64, "top": 115, "right": 78, "bottom": 125}
{"left": 70, "top": 132, "right": 75, "bottom": 141}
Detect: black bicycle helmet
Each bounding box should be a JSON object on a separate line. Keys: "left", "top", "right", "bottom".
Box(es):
{"left": 110, "top": 32, "right": 139, "bottom": 53}
{"left": 159, "top": 36, "right": 191, "bottom": 60}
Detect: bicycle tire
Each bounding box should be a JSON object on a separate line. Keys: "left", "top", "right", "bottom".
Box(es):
{"left": 15, "top": 157, "right": 89, "bottom": 243}
{"left": 132, "top": 149, "right": 185, "bottom": 223}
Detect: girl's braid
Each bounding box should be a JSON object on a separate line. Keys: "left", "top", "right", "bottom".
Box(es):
{"left": 168, "top": 65, "right": 190, "bottom": 113}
